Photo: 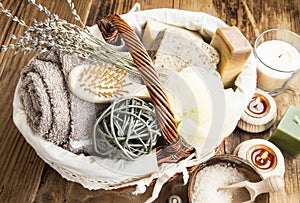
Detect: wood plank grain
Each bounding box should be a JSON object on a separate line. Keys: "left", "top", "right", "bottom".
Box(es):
{"left": 34, "top": 165, "right": 68, "bottom": 203}
{"left": 36, "top": 165, "right": 189, "bottom": 203}
{"left": 0, "top": 2, "right": 44, "bottom": 201}
{"left": 86, "top": 0, "right": 174, "bottom": 26}
{"left": 240, "top": 0, "right": 300, "bottom": 44}
{"left": 87, "top": 0, "right": 138, "bottom": 26}
{"left": 0, "top": 0, "right": 92, "bottom": 202}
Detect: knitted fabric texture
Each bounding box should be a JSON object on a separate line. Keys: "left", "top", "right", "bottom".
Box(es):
{"left": 20, "top": 50, "right": 109, "bottom": 152}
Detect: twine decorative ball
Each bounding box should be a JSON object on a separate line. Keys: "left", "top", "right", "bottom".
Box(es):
{"left": 93, "top": 97, "right": 161, "bottom": 160}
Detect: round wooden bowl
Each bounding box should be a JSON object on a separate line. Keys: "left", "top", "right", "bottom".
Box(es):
{"left": 188, "top": 154, "right": 269, "bottom": 203}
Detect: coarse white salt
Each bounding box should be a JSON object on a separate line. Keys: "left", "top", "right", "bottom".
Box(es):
{"left": 192, "top": 163, "right": 247, "bottom": 203}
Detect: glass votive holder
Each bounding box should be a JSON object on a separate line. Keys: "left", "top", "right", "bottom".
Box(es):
{"left": 254, "top": 28, "right": 300, "bottom": 96}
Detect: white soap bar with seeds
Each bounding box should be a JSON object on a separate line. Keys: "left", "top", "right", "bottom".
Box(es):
{"left": 149, "top": 25, "right": 219, "bottom": 72}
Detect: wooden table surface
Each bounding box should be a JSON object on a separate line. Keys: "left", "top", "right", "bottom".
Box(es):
{"left": 0, "top": 0, "right": 299, "bottom": 202}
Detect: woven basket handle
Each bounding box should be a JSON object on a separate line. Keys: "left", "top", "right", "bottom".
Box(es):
{"left": 98, "top": 15, "right": 193, "bottom": 163}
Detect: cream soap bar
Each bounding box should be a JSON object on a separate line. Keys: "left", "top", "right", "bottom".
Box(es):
{"left": 142, "top": 20, "right": 172, "bottom": 50}
{"left": 269, "top": 105, "right": 300, "bottom": 158}
{"left": 210, "top": 26, "right": 252, "bottom": 88}
{"left": 149, "top": 25, "right": 219, "bottom": 72}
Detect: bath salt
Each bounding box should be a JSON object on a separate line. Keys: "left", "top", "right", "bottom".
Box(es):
{"left": 192, "top": 164, "right": 247, "bottom": 203}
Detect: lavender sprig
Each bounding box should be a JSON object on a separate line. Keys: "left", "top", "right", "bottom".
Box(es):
{"left": 63, "top": 0, "right": 135, "bottom": 70}
{"left": 0, "top": 1, "right": 139, "bottom": 75}
{"left": 28, "top": 0, "right": 52, "bottom": 17}
{"left": 66, "top": 0, "right": 85, "bottom": 27}
{"left": 0, "top": 3, "right": 28, "bottom": 27}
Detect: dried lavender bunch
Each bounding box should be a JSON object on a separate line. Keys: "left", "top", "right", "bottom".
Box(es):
{"left": 0, "top": 0, "right": 139, "bottom": 76}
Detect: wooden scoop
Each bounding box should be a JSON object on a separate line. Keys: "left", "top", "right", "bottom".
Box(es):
{"left": 218, "top": 175, "right": 284, "bottom": 203}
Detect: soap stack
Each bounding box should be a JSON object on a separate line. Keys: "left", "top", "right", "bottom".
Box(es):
{"left": 143, "top": 20, "right": 220, "bottom": 72}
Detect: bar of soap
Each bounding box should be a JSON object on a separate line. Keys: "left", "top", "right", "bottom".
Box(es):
{"left": 149, "top": 26, "right": 219, "bottom": 72}
{"left": 142, "top": 20, "right": 172, "bottom": 50}
{"left": 210, "top": 26, "right": 252, "bottom": 88}
{"left": 269, "top": 105, "right": 300, "bottom": 158}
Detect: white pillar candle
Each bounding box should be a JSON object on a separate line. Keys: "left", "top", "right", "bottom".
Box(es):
{"left": 256, "top": 40, "right": 300, "bottom": 92}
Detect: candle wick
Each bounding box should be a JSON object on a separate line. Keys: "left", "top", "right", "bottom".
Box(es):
{"left": 253, "top": 97, "right": 261, "bottom": 108}
{"left": 261, "top": 151, "right": 269, "bottom": 159}
{"left": 294, "top": 115, "right": 300, "bottom": 125}
{"left": 278, "top": 49, "right": 287, "bottom": 58}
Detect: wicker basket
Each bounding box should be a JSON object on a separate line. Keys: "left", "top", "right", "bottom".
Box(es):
{"left": 13, "top": 8, "right": 256, "bottom": 202}
{"left": 99, "top": 14, "right": 194, "bottom": 163}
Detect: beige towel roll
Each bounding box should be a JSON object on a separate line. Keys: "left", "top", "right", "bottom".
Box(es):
{"left": 20, "top": 51, "right": 70, "bottom": 145}
{"left": 20, "top": 50, "right": 109, "bottom": 152}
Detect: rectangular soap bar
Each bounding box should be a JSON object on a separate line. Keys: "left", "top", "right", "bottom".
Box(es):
{"left": 142, "top": 20, "right": 171, "bottom": 50}
{"left": 269, "top": 105, "right": 300, "bottom": 158}
{"left": 149, "top": 25, "right": 219, "bottom": 72}
{"left": 210, "top": 26, "right": 252, "bottom": 88}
